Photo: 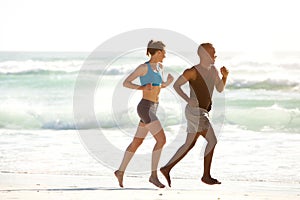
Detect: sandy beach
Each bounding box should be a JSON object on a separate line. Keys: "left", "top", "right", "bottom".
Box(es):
{"left": 1, "top": 172, "right": 299, "bottom": 200}
{"left": 1, "top": 128, "right": 299, "bottom": 200}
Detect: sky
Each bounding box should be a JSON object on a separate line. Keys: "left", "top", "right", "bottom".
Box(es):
{"left": 0, "top": 0, "right": 299, "bottom": 52}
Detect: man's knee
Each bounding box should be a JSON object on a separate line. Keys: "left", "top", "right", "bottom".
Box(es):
{"left": 202, "top": 129, "right": 217, "bottom": 144}
{"left": 181, "top": 140, "right": 195, "bottom": 152}
{"left": 206, "top": 136, "right": 217, "bottom": 147}
{"left": 187, "top": 140, "right": 197, "bottom": 149}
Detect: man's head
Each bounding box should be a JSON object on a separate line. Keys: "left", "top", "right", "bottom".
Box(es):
{"left": 197, "top": 43, "right": 216, "bottom": 65}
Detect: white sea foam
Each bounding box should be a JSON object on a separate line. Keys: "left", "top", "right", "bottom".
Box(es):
{"left": 0, "top": 51, "right": 299, "bottom": 133}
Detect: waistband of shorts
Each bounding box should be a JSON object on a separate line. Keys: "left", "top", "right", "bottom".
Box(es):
{"left": 186, "top": 104, "right": 208, "bottom": 113}
{"left": 140, "top": 98, "right": 159, "bottom": 105}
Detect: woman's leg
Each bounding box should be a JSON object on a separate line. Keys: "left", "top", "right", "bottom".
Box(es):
{"left": 146, "top": 120, "right": 166, "bottom": 188}
{"left": 114, "top": 122, "right": 148, "bottom": 187}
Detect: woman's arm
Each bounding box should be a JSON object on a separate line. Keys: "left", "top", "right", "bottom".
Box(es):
{"left": 160, "top": 63, "right": 174, "bottom": 88}
{"left": 161, "top": 74, "right": 174, "bottom": 88}
{"left": 123, "top": 64, "right": 148, "bottom": 90}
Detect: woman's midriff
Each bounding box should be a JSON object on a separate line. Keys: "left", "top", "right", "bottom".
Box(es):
{"left": 142, "top": 86, "right": 161, "bottom": 103}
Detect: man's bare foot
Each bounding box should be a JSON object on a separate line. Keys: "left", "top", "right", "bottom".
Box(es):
{"left": 210, "top": 177, "right": 221, "bottom": 184}
{"left": 114, "top": 170, "right": 124, "bottom": 187}
{"left": 149, "top": 176, "right": 165, "bottom": 188}
{"left": 201, "top": 176, "right": 221, "bottom": 185}
{"left": 160, "top": 167, "right": 171, "bottom": 187}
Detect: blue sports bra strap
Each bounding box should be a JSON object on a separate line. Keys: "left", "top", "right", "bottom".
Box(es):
{"left": 145, "top": 61, "right": 151, "bottom": 69}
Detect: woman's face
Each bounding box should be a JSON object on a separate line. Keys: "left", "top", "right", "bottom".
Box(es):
{"left": 158, "top": 49, "right": 166, "bottom": 62}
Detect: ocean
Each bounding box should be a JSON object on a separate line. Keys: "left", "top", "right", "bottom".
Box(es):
{"left": 0, "top": 50, "right": 299, "bottom": 185}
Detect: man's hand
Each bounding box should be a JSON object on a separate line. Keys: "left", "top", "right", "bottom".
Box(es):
{"left": 220, "top": 66, "right": 229, "bottom": 78}
{"left": 188, "top": 98, "right": 199, "bottom": 107}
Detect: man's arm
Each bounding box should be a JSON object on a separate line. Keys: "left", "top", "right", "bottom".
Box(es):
{"left": 216, "top": 66, "right": 229, "bottom": 92}
{"left": 173, "top": 69, "right": 194, "bottom": 104}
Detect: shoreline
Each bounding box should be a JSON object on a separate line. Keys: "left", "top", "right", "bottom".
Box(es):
{"left": 1, "top": 129, "right": 300, "bottom": 199}
{"left": 1, "top": 173, "right": 299, "bottom": 200}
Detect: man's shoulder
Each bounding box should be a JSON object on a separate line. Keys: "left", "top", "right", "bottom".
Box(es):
{"left": 184, "top": 66, "right": 196, "bottom": 73}
{"left": 182, "top": 66, "right": 197, "bottom": 79}
{"left": 210, "top": 65, "right": 219, "bottom": 76}
{"left": 211, "top": 65, "right": 218, "bottom": 71}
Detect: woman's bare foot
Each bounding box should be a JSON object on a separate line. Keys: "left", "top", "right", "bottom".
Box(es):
{"left": 114, "top": 170, "right": 124, "bottom": 187}
{"left": 160, "top": 167, "right": 171, "bottom": 187}
{"left": 201, "top": 176, "right": 221, "bottom": 185}
{"left": 149, "top": 176, "right": 165, "bottom": 188}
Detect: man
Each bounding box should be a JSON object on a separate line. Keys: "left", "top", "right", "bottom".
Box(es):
{"left": 160, "top": 43, "right": 229, "bottom": 187}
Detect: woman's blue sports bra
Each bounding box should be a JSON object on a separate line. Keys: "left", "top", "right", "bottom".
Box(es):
{"left": 140, "top": 62, "right": 162, "bottom": 86}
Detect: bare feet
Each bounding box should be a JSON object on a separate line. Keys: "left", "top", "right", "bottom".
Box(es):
{"left": 201, "top": 176, "right": 221, "bottom": 185}
{"left": 114, "top": 170, "right": 124, "bottom": 187}
{"left": 149, "top": 176, "right": 165, "bottom": 188}
{"left": 160, "top": 167, "right": 171, "bottom": 187}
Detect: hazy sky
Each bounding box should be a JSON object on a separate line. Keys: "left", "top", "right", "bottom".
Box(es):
{"left": 0, "top": 0, "right": 299, "bottom": 52}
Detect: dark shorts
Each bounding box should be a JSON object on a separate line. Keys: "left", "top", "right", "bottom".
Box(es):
{"left": 137, "top": 99, "right": 159, "bottom": 124}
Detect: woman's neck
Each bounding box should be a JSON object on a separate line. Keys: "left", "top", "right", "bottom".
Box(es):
{"left": 149, "top": 57, "right": 160, "bottom": 63}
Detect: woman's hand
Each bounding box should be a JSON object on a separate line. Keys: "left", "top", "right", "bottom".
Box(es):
{"left": 144, "top": 83, "right": 153, "bottom": 90}
{"left": 166, "top": 74, "right": 174, "bottom": 84}
{"left": 161, "top": 74, "right": 174, "bottom": 88}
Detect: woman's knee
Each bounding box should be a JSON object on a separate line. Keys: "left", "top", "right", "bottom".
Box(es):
{"left": 155, "top": 134, "right": 166, "bottom": 147}
{"left": 157, "top": 136, "right": 166, "bottom": 146}
{"left": 129, "top": 138, "right": 144, "bottom": 149}
{"left": 161, "top": 136, "right": 166, "bottom": 146}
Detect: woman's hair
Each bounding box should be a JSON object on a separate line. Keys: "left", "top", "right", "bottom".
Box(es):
{"left": 146, "top": 40, "right": 165, "bottom": 56}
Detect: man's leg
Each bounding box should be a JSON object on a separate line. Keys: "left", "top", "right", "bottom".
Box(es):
{"left": 200, "top": 127, "right": 221, "bottom": 185}
{"left": 160, "top": 132, "right": 201, "bottom": 187}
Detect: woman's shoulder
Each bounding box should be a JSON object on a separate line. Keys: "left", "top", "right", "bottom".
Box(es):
{"left": 135, "top": 63, "right": 149, "bottom": 76}
{"left": 137, "top": 63, "right": 148, "bottom": 70}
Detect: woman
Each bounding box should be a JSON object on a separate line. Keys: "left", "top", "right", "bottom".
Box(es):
{"left": 114, "top": 40, "right": 174, "bottom": 188}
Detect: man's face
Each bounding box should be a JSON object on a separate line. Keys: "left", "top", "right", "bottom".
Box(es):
{"left": 205, "top": 46, "right": 217, "bottom": 64}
